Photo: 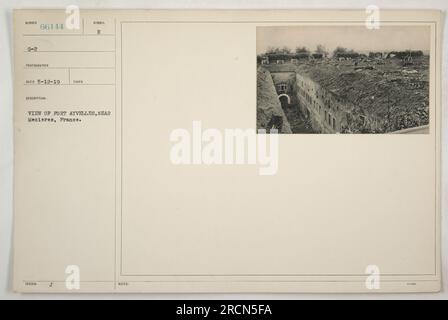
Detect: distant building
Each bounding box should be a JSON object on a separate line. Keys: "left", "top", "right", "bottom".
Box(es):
{"left": 333, "top": 52, "right": 360, "bottom": 60}
{"left": 369, "top": 52, "right": 383, "bottom": 59}
{"left": 264, "top": 53, "right": 310, "bottom": 63}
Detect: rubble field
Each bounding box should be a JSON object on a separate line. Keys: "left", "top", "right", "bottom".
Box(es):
{"left": 262, "top": 56, "right": 429, "bottom": 133}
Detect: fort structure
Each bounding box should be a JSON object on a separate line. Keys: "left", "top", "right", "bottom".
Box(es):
{"left": 257, "top": 52, "right": 429, "bottom": 134}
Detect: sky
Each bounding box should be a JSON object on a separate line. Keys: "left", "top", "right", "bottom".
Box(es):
{"left": 256, "top": 25, "right": 430, "bottom": 55}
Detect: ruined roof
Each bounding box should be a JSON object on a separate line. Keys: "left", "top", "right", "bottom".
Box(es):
{"left": 295, "top": 57, "right": 429, "bottom": 121}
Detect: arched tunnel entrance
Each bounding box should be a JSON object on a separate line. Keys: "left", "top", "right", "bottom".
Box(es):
{"left": 278, "top": 93, "right": 291, "bottom": 106}
{"left": 271, "top": 73, "right": 316, "bottom": 133}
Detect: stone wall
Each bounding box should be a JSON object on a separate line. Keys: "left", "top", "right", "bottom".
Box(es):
{"left": 256, "top": 67, "right": 292, "bottom": 134}
{"left": 295, "top": 73, "right": 343, "bottom": 133}
{"left": 295, "top": 73, "right": 384, "bottom": 134}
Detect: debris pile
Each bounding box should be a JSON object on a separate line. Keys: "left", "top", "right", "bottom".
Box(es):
{"left": 293, "top": 56, "right": 429, "bottom": 133}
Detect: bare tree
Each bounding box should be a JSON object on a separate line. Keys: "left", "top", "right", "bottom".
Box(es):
{"left": 316, "top": 44, "right": 328, "bottom": 57}
{"left": 281, "top": 46, "right": 291, "bottom": 54}
{"left": 295, "top": 46, "right": 310, "bottom": 54}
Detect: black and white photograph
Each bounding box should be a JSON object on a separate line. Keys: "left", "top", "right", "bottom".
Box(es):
{"left": 1, "top": 3, "right": 445, "bottom": 302}
{"left": 257, "top": 26, "right": 431, "bottom": 134}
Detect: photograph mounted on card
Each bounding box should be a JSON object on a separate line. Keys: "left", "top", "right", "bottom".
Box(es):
{"left": 13, "top": 9, "right": 441, "bottom": 293}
